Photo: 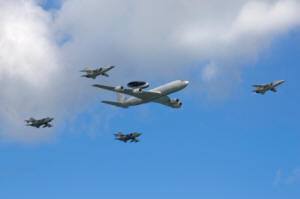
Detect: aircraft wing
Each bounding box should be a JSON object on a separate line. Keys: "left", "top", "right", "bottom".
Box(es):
{"left": 152, "top": 95, "right": 174, "bottom": 108}
{"left": 80, "top": 67, "right": 92, "bottom": 73}
{"left": 34, "top": 123, "right": 42, "bottom": 128}
{"left": 92, "top": 84, "right": 162, "bottom": 100}
{"left": 252, "top": 84, "right": 266, "bottom": 88}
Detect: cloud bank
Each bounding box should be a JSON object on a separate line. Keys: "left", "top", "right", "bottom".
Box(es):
{"left": 0, "top": 0, "right": 300, "bottom": 142}
{"left": 0, "top": 0, "right": 64, "bottom": 142}
{"left": 286, "top": 167, "right": 300, "bottom": 184}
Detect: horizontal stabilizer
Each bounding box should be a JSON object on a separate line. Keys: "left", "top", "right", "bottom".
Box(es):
{"left": 271, "top": 88, "right": 277, "bottom": 92}
{"left": 102, "top": 73, "right": 109, "bottom": 77}
{"left": 102, "top": 100, "right": 128, "bottom": 108}
{"left": 253, "top": 90, "right": 265, "bottom": 95}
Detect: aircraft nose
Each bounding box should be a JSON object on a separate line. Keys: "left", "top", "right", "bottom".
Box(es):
{"left": 183, "top": 80, "right": 189, "bottom": 85}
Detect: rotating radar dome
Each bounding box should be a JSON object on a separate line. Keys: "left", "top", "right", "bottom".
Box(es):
{"left": 127, "top": 81, "right": 149, "bottom": 89}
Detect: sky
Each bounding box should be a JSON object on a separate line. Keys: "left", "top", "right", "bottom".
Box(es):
{"left": 0, "top": 0, "right": 300, "bottom": 198}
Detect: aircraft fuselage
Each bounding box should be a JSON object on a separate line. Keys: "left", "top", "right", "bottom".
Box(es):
{"left": 124, "top": 80, "right": 189, "bottom": 106}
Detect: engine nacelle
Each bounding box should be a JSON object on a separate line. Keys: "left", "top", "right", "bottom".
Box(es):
{"left": 173, "top": 102, "right": 182, "bottom": 108}
{"left": 133, "top": 88, "right": 142, "bottom": 93}
{"left": 170, "top": 98, "right": 182, "bottom": 108}
{"left": 114, "top": 85, "right": 124, "bottom": 91}
{"left": 170, "top": 98, "right": 180, "bottom": 104}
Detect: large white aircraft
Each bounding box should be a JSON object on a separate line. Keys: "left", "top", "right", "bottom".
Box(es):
{"left": 92, "top": 80, "right": 189, "bottom": 108}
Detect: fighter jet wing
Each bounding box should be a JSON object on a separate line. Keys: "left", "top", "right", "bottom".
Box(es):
{"left": 34, "top": 123, "right": 42, "bottom": 128}
{"left": 80, "top": 67, "right": 91, "bottom": 72}
{"left": 92, "top": 84, "right": 162, "bottom": 100}
{"left": 252, "top": 84, "right": 266, "bottom": 88}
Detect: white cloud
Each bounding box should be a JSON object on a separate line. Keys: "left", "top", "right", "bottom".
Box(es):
{"left": 273, "top": 169, "right": 281, "bottom": 186}
{"left": 0, "top": 0, "right": 62, "bottom": 142}
{"left": 286, "top": 167, "right": 300, "bottom": 184}
{"left": 55, "top": 0, "right": 300, "bottom": 91}
{"left": 1, "top": 0, "right": 300, "bottom": 143}
{"left": 0, "top": 0, "right": 94, "bottom": 143}
{"left": 180, "top": 0, "right": 300, "bottom": 56}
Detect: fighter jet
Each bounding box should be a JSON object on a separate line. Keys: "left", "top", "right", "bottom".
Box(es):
{"left": 80, "top": 65, "right": 115, "bottom": 79}
{"left": 92, "top": 80, "right": 189, "bottom": 108}
{"left": 252, "top": 80, "right": 285, "bottom": 95}
{"left": 25, "top": 117, "right": 54, "bottom": 128}
{"left": 114, "top": 132, "right": 142, "bottom": 143}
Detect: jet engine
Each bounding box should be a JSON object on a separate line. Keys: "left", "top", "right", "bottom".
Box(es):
{"left": 170, "top": 98, "right": 179, "bottom": 103}
{"left": 114, "top": 85, "right": 124, "bottom": 91}
{"left": 170, "top": 98, "right": 182, "bottom": 108}
{"left": 133, "top": 88, "right": 142, "bottom": 93}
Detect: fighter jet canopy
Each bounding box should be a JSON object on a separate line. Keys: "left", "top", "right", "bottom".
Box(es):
{"left": 127, "top": 81, "right": 149, "bottom": 89}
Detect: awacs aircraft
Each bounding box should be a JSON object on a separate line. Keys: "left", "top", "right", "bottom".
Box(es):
{"left": 80, "top": 65, "right": 114, "bottom": 79}
{"left": 92, "top": 80, "right": 189, "bottom": 108}
{"left": 25, "top": 117, "right": 54, "bottom": 128}
{"left": 114, "top": 132, "right": 142, "bottom": 143}
{"left": 252, "top": 80, "right": 285, "bottom": 95}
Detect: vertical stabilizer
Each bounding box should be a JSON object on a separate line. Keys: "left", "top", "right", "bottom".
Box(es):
{"left": 117, "top": 92, "right": 126, "bottom": 103}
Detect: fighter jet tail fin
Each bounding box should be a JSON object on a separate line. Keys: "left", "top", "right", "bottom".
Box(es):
{"left": 102, "top": 100, "right": 128, "bottom": 108}
{"left": 25, "top": 117, "right": 35, "bottom": 123}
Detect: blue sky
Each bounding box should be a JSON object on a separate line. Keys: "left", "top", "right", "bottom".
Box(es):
{"left": 1, "top": 0, "right": 300, "bottom": 199}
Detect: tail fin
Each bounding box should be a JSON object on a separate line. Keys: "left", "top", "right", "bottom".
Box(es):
{"left": 101, "top": 93, "right": 127, "bottom": 108}
{"left": 117, "top": 92, "right": 126, "bottom": 103}
{"left": 25, "top": 117, "right": 35, "bottom": 123}
{"left": 102, "top": 100, "right": 128, "bottom": 108}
